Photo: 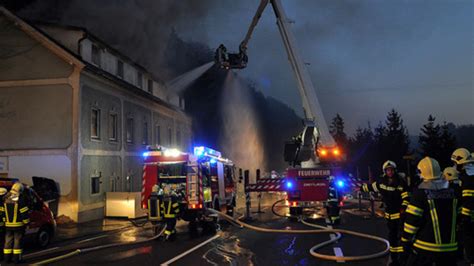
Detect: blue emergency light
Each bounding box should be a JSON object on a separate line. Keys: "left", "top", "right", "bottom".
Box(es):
{"left": 286, "top": 181, "right": 293, "bottom": 189}
{"left": 210, "top": 158, "right": 217, "bottom": 164}
{"left": 337, "top": 180, "right": 345, "bottom": 188}
{"left": 143, "top": 152, "right": 149, "bottom": 158}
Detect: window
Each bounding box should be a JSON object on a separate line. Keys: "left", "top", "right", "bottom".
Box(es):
{"left": 91, "top": 108, "right": 101, "bottom": 139}
{"left": 142, "top": 121, "right": 148, "bottom": 145}
{"left": 91, "top": 44, "right": 101, "bottom": 66}
{"left": 109, "top": 113, "right": 118, "bottom": 142}
{"left": 155, "top": 125, "right": 161, "bottom": 145}
{"left": 137, "top": 72, "right": 143, "bottom": 88}
{"left": 117, "top": 60, "right": 124, "bottom": 78}
{"left": 91, "top": 174, "right": 101, "bottom": 195}
{"left": 168, "top": 127, "right": 172, "bottom": 145}
{"left": 148, "top": 79, "right": 153, "bottom": 93}
{"left": 176, "top": 129, "right": 181, "bottom": 147}
{"left": 126, "top": 117, "right": 134, "bottom": 143}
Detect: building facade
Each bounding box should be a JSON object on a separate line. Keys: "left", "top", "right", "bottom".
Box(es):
{"left": 0, "top": 8, "right": 192, "bottom": 222}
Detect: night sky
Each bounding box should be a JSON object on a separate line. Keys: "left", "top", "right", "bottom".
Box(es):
{"left": 9, "top": 0, "right": 474, "bottom": 135}
{"left": 174, "top": 0, "right": 473, "bottom": 134}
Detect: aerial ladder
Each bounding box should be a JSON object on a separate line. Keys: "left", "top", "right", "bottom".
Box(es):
{"left": 216, "top": 0, "right": 349, "bottom": 222}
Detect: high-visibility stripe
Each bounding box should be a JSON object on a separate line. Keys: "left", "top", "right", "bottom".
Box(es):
{"left": 164, "top": 214, "right": 176, "bottom": 218}
{"left": 462, "top": 190, "right": 474, "bottom": 197}
{"left": 406, "top": 204, "right": 424, "bottom": 217}
{"left": 19, "top": 206, "right": 28, "bottom": 213}
{"left": 428, "top": 199, "right": 442, "bottom": 244}
{"left": 389, "top": 246, "right": 404, "bottom": 252}
{"left": 3, "top": 203, "right": 8, "bottom": 223}
{"left": 401, "top": 237, "right": 410, "bottom": 243}
{"left": 23, "top": 219, "right": 29, "bottom": 224}
{"left": 372, "top": 182, "right": 379, "bottom": 192}
{"left": 379, "top": 184, "right": 396, "bottom": 191}
{"left": 362, "top": 183, "right": 368, "bottom": 192}
{"left": 167, "top": 201, "right": 172, "bottom": 215}
{"left": 413, "top": 240, "right": 457, "bottom": 252}
{"left": 451, "top": 199, "right": 457, "bottom": 243}
{"left": 5, "top": 222, "right": 24, "bottom": 227}
{"left": 4, "top": 249, "right": 12, "bottom": 254}
{"left": 402, "top": 200, "right": 410, "bottom": 206}
{"left": 404, "top": 223, "right": 418, "bottom": 234}
{"left": 385, "top": 213, "right": 400, "bottom": 220}
{"left": 401, "top": 192, "right": 409, "bottom": 199}
{"left": 13, "top": 249, "right": 22, "bottom": 254}
{"left": 172, "top": 203, "right": 179, "bottom": 208}
{"left": 461, "top": 207, "right": 472, "bottom": 217}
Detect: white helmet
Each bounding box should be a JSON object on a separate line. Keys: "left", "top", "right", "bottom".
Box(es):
{"left": 383, "top": 160, "right": 397, "bottom": 172}
{"left": 442, "top": 166, "right": 458, "bottom": 181}
{"left": 418, "top": 157, "right": 441, "bottom": 180}
{"left": 451, "top": 148, "right": 473, "bottom": 165}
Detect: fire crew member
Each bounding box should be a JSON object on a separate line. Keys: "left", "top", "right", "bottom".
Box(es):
{"left": 451, "top": 148, "right": 474, "bottom": 263}
{"left": 361, "top": 160, "right": 410, "bottom": 266}
{"left": 327, "top": 176, "right": 342, "bottom": 225}
{"left": 442, "top": 166, "right": 464, "bottom": 259}
{"left": 3, "top": 182, "right": 29, "bottom": 264}
{"left": 148, "top": 184, "right": 163, "bottom": 236}
{"left": 0, "top": 187, "right": 7, "bottom": 262}
{"left": 161, "top": 185, "right": 180, "bottom": 241}
{"left": 401, "top": 157, "right": 459, "bottom": 265}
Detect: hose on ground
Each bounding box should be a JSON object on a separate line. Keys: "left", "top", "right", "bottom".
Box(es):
{"left": 33, "top": 225, "right": 166, "bottom": 265}
{"left": 208, "top": 203, "right": 390, "bottom": 262}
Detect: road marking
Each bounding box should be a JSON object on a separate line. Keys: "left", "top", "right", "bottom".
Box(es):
{"left": 26, "top": 246, "right": 60, "bottom": 257}
{"left": 333, "top": 247, "right": 345, "bottom": 263}
{"left": 77, "top": 234, "right": 109, "bottom": 243}
{"left": 161, "top": 234, "right": 221, "bottom": 265}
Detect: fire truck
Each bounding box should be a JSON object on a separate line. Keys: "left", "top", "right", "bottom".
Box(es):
{"left": 141, "top": 146, "right": 236, "bottom": 229}
{"left": 217, "top": 0, "right": 353, "bottom": 222}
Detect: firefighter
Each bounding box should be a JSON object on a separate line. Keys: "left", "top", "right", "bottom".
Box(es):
{"left": 401, "top": 157, "right": 459, "bottom": 265}
{"left": 443, "top": 166, "right": 464, "bottom": 260}
{"left": 0, "top": 187, "right": 7, "bottom": 262}
{"left": 361, "top": 160, "right": 410, "bottom": 266}
{"left": 161, "top": 185, "right": 180, "bottom": 241}
{"left": 326, "top": 176, "right": 341, "bottom": 225}
{"left": 148, "top": 184, "right": 163, "bottom": 236}
{"left": 451, "top": 148, "right": 474, "bottom": 263}
{"left": 3, "top": 182, "right": 29, "bottom": 264}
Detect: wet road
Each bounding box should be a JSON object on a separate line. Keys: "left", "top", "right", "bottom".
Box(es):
{"left": 25, "top": 200, "right": 397, "bottom": 266}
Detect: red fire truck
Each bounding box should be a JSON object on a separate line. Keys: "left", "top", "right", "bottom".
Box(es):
{"left": 141, "top": 146, "right": 236, "bottom": 228}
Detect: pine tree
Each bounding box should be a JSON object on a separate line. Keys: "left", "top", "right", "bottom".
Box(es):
{"left": 382, "top": 109, "right": 410, "bottom": 169}
{"left": 419, "top": 115, "right": 441, "bottom": 159}
{"left": 439, "top": 122, "right": 456, "bottom": 168}
{"left": 349, "top": 123, "right": 375, "bottom": 179}
{"left": 330, "top": 113, "right": 348, "bottom": 150}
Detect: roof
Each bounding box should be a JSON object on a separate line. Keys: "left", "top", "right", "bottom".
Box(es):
{"left": 0, "top": 7, "right": 183, "bottom": 115}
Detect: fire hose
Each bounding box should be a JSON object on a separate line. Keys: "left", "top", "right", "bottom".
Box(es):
{"left": 32, "top": 225, "right": 166, "bottom": 265}
{"left": 208, "top": 199, "right": 390, "bottom": 262}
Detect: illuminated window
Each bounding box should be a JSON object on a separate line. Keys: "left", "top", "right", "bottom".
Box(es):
{"left": 91, "top": 44, "right": 101, "bottom": 66}
{"left": 126, "top": 117, "right": 134, "bottom": 143}
{"left": 155, "top": 125, "right": 161, "bottom": 145}
{"left": 91, "top": 174, "right": 101, "bottom": 195}
{"left": 117, "top": 60, "right": 124, "bottom": 78}
{"left": 109, "top": 113, "right": 118, "bottom": 142}
{"left": 142, "top": 121, "right": 148, "bottom": 145}
{"left": 91, "top": 108, "right": 101, "bottom": 140}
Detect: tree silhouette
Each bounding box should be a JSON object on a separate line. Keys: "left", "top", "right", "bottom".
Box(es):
{"left": 329, "top": 113, "right": 348, "bottom": 151}
{"left": 419, "top": 115, "right": 441, "bottom": 159}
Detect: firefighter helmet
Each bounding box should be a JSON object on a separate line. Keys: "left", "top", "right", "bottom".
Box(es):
{"left": 451, "top": 148, "right": 473, "bottom": 165}
{"left": 11, "top": 182, "right": 23, "bottom": 195}
{"left": 382, "top": 160, "right": 397, "bottom": 172}
{"left": 442, "top": 166, "right": 459, "bottom": 181}
{"left": 0, "top": 187, "right": 7, "bottom": 196}
{"left": 417, "top": 157, "right": 441, "bottom": 180}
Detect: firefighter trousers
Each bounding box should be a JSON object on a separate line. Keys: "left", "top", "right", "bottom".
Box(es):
{"left": 4, "top": 228, "right": 25, "bottom": 262}
{"left": 406, "top": 250, "right": 457, "bottom": 266}
{"left": 164, "top": 218, "right": 176, "bottom": 240}
{"left": 387, "top": 218, "right": 403, "bottom": 264}
{"left": 463, "top": 219, "right": 474, "bottom": 263}
{"left": 0, "top": 229, "right": 4, "bottom": 261}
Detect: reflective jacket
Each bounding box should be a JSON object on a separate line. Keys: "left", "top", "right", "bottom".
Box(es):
{"left": 460, "top": 172, "right": 474, "bottom": 223}
{"left": 362, "top": 173, "right": 410, "bottom": 219}
{"left": 0, "top": 196, "right": 5, "bottom": 227}
{"left": 3, "top": 193, "right": 29, "bottom": 228}
{"left": 161, "top": 195, "right": 180, "bottom": 219}
{"left": 148, "top": 193, "right": 163, "bottom": 222}
{"left": 402, "top": 183, "right": 458, "bottom": 253}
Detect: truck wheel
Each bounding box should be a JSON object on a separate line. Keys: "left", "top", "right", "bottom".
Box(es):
{"left": 37, "top": 226, "right": 52, "bottom": 248}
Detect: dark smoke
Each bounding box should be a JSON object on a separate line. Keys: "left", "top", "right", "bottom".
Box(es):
{"left": 14, "top": 0, "right": 214, "bottom": 80}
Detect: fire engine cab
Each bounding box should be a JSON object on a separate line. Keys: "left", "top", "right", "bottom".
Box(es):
{"left": 141, "top": 146, "right": 236, "bottom": 227}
